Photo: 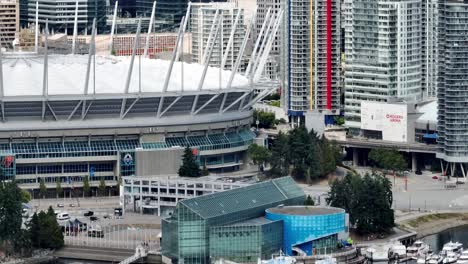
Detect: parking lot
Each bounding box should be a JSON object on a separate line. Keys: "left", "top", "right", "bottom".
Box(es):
{"left": 27, "top": 196, "right": 161, "bottom": 250}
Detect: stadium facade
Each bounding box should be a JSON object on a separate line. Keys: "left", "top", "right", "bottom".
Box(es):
{"left": 0, "top": 52, "right": 274, "bottom": 197}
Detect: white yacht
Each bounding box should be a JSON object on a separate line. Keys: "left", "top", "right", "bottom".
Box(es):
{"left": 418, "top": 254, "right": 432, "bottom": 264}
{"left": 442, "top": 242, "right": 464, "bottom": 256}
{"left": 443, "top": 252, "right": 459, "bottom": 264}
{"left": 456, "top": 250, "right": 468, "bottom": 264}
{"left": 429, "top": 254, "right": 444, "bottom": 264}
{"left": 407, "top": 240, "right": 431, "bottom": 259}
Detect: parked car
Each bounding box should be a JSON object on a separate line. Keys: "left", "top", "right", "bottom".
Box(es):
{"left": 84, "top": 211, "right": 94, "bottom": 217}
{"left": 87, "top": 227, "right": 104, "bottom": 238}
{"left": 432, "top": 175, "right": 439, "bottom": 180}
{"left": 69, "top": 204, "right": 76, "bottom": 208}
{"left": 90, "top": 216, "right": 99, "bottom": 221}
{"left": 57, "top": 212, "right": 70, "bottom": 221}
{"left": 103, "top": 214, "right": 110, "bottom": 219}
{"left": 57, "top": 203, "right": 64, "bottom": 208}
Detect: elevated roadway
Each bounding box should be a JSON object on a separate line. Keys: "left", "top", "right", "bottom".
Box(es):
{"left": 336, "top": 138, "right": 437, "bottom": 154}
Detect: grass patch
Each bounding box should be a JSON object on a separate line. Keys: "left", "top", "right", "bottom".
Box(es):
{"left": 404, "top": 213, "right": 467, "bottom": 228}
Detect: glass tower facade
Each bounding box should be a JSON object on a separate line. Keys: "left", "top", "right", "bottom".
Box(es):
{"left": 161, "top": 177, "right": 306, "bottom": 264}
{"left": 437, "top": 0, "right": 468, "bottom": 171}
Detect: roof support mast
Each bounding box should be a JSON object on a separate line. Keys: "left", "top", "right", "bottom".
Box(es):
{"left": 201, "top": 9, "right": 219, "bottom": 65}
{"left": 34, "top": 1, "right": 39, "bottom": 53}
{"left": 143, "top": 1, "right": 156, "bottom": 57}
{"left": 72, "top": 1, "right": 79, "bottom": 54}
{"left": 251, "top": 9, "right": 276, "bottom": 80}
{"left": 221, "top": 8, "right": 241, "bottom": 70}
{"left": 82, "top": 18, "right": 96, "bottom": 119}
{"left": 0, "top": 30, "right": 3, "bottom": 121}
{"left": 253, "top": 9, "right": 284, "bottom": 82}
{"left": 121, "top": 19, "right": 142, "bottom": 118}
{"left": 109, "top": 1, "right": 118, "bottom": 55}
{"left": 245, "top": 8, "right": 271, "bottom": 77}
{"left": 157, "top": 16, "right": 186, "bottom": 118}
{"left": 41, "top": 20, "right": 49, "bottom": 121}
{"left": 227, "top": 10, "right": 255, "bottom": 89}
{"left": 191, "top": 17, "right": 221, "bottom": 115}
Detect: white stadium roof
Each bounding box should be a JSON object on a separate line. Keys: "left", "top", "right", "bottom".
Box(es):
{"left": 2, "top": 54, "right": 249, "bottom": 96}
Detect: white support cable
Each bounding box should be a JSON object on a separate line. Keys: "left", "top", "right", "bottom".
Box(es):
{"left": 0, "top": 35, "right": 3, "bottom": 98}
{"left": 227, "top": 10, "right": 255, "bottom": 89}
{"left": 197, "top": 18, "right": 221, "bottom": 91}
{"left": 121, "top": 19, "right": 142, "bottom": 118}
{"left": 221, "top": 8, "right": 241, "bottom": 69}
{"left": 253, "top": 9, "right": 284, "bottom": 82}
{"left": 123, "top": 19, "right": 141, "bottom": 95}
{"left": 42, "top": 20, "right": 49, "bottom": 98}
{"left": 109, "top": 1, "right": 118, "bottom": 55}
{"left": 175, "top": 1, "right": 191, "bottom": 62}
{"left": 162, "top": 17, "right": 185, "bottom": 93}
{"left": 72, "top": 1, "right": 79, "bottom": 54}
{"left": 34, "top": 1, "right": 39, "bottom": 53}
{"left": 245, "top": 7, "right": 271, "bottom": 77}
{"left": 143, "top": 1, "right": 157, "bottom": 57}
{"left": 251, "top": 9, "right": 277, "bottom": 80}
{"left": 83, "top": 18, "right": 96, "bottom": 96}
{"left": 201, "top": 9, "right": 219, "bottom": 65}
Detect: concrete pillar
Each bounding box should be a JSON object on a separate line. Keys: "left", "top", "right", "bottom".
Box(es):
{"left": 353, "top": 148, "right": 359, "bottom": 167}
{"left": 412, "top": 153, "right": 417, "bottom": 172}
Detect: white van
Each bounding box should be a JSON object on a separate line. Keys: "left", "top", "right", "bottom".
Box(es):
{"left": 56, "top": 212, "right": 70, "bottom": 221}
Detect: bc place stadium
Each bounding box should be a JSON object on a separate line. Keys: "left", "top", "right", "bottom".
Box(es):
{"left": 0, "top": 7, "right": 280, "bottom": 197}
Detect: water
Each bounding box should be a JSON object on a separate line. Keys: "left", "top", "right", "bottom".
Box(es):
{"left": 422, "top": 225, "right": 468, "bottom": 252}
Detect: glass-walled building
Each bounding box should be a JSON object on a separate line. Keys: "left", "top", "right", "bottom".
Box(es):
{"left": 161, "top": 177, "right": 306, "bottom": 264}
{"left": 265, "top": 206, "right": 348, "bottom": 256}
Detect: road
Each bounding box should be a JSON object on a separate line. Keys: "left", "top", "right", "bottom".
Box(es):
{"left": 54, "top": 246, "right": 135, "bottom": 262}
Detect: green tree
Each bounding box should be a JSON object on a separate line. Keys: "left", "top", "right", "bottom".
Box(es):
{"left": 0, "top": 181, "right": 23, "bottom": 253}
{"left": 269, "top": 132, "right": 290, "bottom": 177}
{"left": 369, "top": 149, "right": 406, "bottom": 174}
{"left": 247, "top": 144, "right": 271, "bottom": 170}
{"left": 39, "top": 178, "right": 47, "bottom": 199}
{"left": 30, "top": 213, "right": 40, "bottom": 247}
{"left": 83, "top": 176, "right": 90, "bottom": 197}
{"left": 201, "top": 165, "right": 210, "bottom": 176}
{"left": 304, "top": 195, "right": 315, "bottom": 206}
{"left": 32, "top": 207, "right": 64, "bottom": 249}
{"left": 334, "top": 116, "right": 345, "bottom": 126}
{"left": 56, "top": 181, "right": 63, "bottom": 198}
{"left": 253, "top": 110, "right": 276, "bottom": 129}
{"left": 327, "top": 172, "right": 395, "bottom": 234}
{"left": 20, "top": 189, "right": 32, "bottom": 203}
{"left": 178, "top": 147, "right": 201, "bottom": 177}
{"left": 98, "top": 178, "right": 106, "bottom": 197}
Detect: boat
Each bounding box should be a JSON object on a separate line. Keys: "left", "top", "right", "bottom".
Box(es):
{"left": 407, "top": 240, "right": 431, "bottom": 259}
{"left": 443, "top": 252, "right": 459, "bottom": 264}
{"left": 428, "top": 254, "right": 444, "bottom": 264}
{"left": 418, "top": 254, "right": 432, "bottom": 264}
{"left": 366, "top": 245, "right": 390, "bottom": 262}
{"left": 442, "top": 242, "right": 464, "bottom": 256}
{"left": 456, "top": 250, "right": 468, "bottom": 263}
{"left": 389, "top": 242, "right": 407, "bottom": 260}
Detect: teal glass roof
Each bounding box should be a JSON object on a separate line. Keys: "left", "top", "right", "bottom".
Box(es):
{"left": 180, "top": 177, "right": 305, "bottom": 220}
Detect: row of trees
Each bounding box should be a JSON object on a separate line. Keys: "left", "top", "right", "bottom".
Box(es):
{"left": 368, "top": 148, "right": 407, "bottom": 175}
{"left": 0, "top": 181, "right": 64, "bottom": 256}
{"left": 327, "top": 172, "right": 395, "bottom": 234}
{"left": 38, "top": 176, "right": 108, "bottom": 198}
{"left": 248, "top": 126, "right": 342, "bottom": 183}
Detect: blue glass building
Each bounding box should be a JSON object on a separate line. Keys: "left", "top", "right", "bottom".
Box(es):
{"left": 265, "top": 206, "right": 347, "bottom": 256}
